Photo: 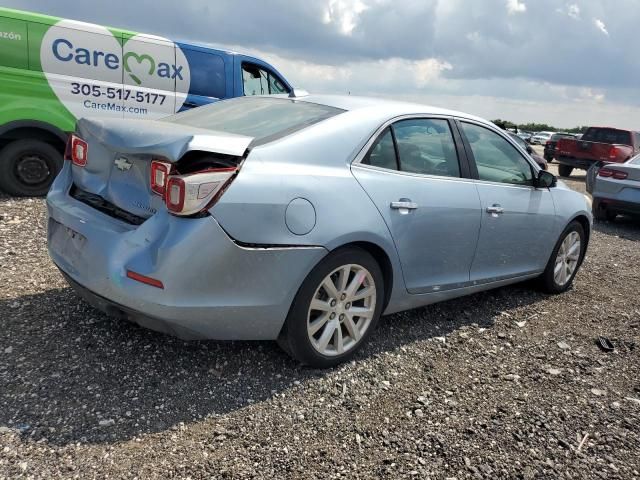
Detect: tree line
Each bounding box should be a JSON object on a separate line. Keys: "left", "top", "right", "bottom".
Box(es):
{"left": 491, "top": 119, "right": 588, "bottom": 134}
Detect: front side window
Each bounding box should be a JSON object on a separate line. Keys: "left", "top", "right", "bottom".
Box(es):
{"left": 242, "top": 63, "right": 289, "bottom": 95}
{"left": 393, "top": 119, "right": 460, "bottom": 177}
{"left": 461, "top": 122, "right": 534, "bottom": 186}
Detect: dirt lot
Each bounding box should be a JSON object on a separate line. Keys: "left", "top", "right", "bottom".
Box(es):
{"left": 1, "top": 167, "right": 639, "bottom": 479}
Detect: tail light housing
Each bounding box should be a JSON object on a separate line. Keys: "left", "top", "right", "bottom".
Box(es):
{"left": 598, "top": 167, "right": 628, "bottom": 180}
{"left": 150, "top": 160, "right": 172, "bottom": 196}
{"left": 545, "top": 140, "right": 551, "bottom": 146}
{"left": 608, "top": 146, "right": 619, "bottom": 159}
{"left": 165, "top": 168, "right": 237, "bottom": 216}
{"left": 64, "top": 134, "right": 88, "bottom": 167}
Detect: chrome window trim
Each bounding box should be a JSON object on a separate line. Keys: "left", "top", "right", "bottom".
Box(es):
{"left": 351, "top": 162, "right": 477, "bottom": 185}
{"left": 351, "top": 114, "right": 464, "bottom": 181}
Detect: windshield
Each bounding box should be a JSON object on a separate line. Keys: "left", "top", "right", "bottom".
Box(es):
{"left": 166, "top": 97, "right": 344, "bottom": 146}
{"left": 582, "top": 128, "right": 631, "bottom": 145}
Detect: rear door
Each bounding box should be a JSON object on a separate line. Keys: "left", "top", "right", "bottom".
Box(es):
{"left": 352, "top": 117, "right": 481, "bottom": 294}
{"left": 121, "top": 34, "right": 189, "bottom": 119}
{"left": 178, "top": 46, "right": 227, "bottom": 111}
{"left": 457, "top": 121, "right": 556, "bottom": 282}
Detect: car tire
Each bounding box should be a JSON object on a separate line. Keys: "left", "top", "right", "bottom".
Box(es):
{"left": 279, "top": 246, "right": 384, "bottom": 368}
{"left": 0, "top": 139, "right": 63, "bottom": 196}
{"left": 558, "top": 164, "right": 573, "bottom": 177}
{"left": 592, "top": 199, "right": 617, "bottom": 222}
{"left": 539, "top": 221, "right": 586, "bottom": 294}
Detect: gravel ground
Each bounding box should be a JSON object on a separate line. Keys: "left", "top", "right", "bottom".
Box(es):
{"left": 1, "top": 170, "right": 639, "bottom": 479}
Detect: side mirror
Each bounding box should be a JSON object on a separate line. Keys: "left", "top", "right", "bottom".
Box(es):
{"left": 536, "top": 170, "right": 556, "bottom": 188}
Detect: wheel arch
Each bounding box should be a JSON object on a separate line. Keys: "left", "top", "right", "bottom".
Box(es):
{"left": 0, "top": 120, "right": 68, "bottom": 152}
{"left": 330, "top": 240, "right": 394, "bottom": 311}
{"left": 570, "top": 214, "right": 591, "bottom": 255}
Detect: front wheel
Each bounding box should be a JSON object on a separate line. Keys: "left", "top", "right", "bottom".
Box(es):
{"left": 558, "top": 164, "right": 573, "bottom": 177}
{"left": 279, "top": 247, "right": 384, "bottom": 368}
{"left": 539, "top": 221, "right": 586, "bottom": 294}
{"left": 0, "top": 139, "right": 63, "bottom": 196}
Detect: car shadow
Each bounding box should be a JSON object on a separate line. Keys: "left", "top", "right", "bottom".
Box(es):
{"left": 0, "top": 283, "right": 546, "bottom": 446}
{"left": 593, "top": 215, "right": 640, "bottom": 241}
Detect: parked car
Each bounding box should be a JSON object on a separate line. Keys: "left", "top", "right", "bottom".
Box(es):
{"left": 0, "top": 7, "right": 293, "bottom": 196}
{"left": 530, "top": 131, "right": 554, "bottom": 145}
{"left": 47, "top": 95, "right": 592, "bottom": 367}
{"left": 517, "top": 131, "right": 533, "bottom": 142}
{"left": 556, "top": 127, "right": 640, "bottom": 177}
{"left": 509, "top": 132, "right": 548, "bottom": 170}
{"left": 544, "top": 133, "right": 576, "bottom": 161}
{"left": 591, "top": 156, "right": 640, "bottom": 221}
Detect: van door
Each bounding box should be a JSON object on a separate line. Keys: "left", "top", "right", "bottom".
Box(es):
{"left": 178, "top": 46, "right": 227, "bottom": 111}
{"left": 36, "top": 19, "right": 125, "bottom": 120}
{"left": 121, "top": 34, "right": 189, "bottom": 119}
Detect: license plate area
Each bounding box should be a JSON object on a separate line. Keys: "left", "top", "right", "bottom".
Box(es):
{"left": 49, "top": 218, "right": 87, "bottom": 274}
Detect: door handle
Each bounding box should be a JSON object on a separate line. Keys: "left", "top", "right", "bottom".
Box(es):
{"left": 486, "top": 204, "right": 504, "bottom": 215}
{"left": 390, "top": 200, "right": 418, "bottom": 210}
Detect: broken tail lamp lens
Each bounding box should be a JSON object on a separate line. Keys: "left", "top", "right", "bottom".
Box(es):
{"left": 150, "top": 160, "right": 172, "bottom": 196}
{"left": 165, "top": 168, "right": 237, "bottom": 216}
{"left": 65, "top": 134, "right": 88, "bottom": 167}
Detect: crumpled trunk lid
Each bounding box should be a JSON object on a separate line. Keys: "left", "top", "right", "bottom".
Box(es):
{"left": 71, "top": 117, "right": 252, "bottom": 221}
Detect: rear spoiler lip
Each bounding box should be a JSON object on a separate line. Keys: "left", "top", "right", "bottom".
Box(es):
{"left": 76, "top": 117, "right": 253, "bottom": 162}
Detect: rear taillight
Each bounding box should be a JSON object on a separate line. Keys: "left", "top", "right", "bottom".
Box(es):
{"left": 608, "top": 146, "right": 618, "bottom": 159}
{"left": 150, "top": 160, "right": 172, "bottom": 196}
{"left": 65, "top": 134, "right": 88, "bottom": 167}
{"left": 165, "top": 168, "right": 237, "bottom": 216}
{"left": 598, "top": 168, "right": 628, "bottom": 180}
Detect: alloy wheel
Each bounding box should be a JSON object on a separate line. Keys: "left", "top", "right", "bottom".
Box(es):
{"left": 307, "top": 264, "right": 376, "bottom": 356}
{"left": 553, "top": 231, "right": 581, "bottom": 286}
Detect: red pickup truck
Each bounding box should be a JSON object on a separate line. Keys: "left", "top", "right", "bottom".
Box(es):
{"left": 556, "top": 127, "right": 640, "bottom": 177}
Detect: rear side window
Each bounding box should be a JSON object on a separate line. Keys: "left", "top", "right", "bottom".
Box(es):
{"left": 362, "top": 128, "right": 398, "bottom": 170}
{"left": 182, "top": 48, "right": 226, "bottom": 99}
{"left": 393, "top": 119, "right": 460, "bottom": 177}
{"left": 0, "top": 16, "right": 28, "bottom": 69}
{"left": 167, "top": 97, "right": 343, "bottom": 145}
{"left": 582, "top": 128, "right": 631, "bottom": 146}
{"left": 630, "top": 155, "right": 640, "bottom": 165}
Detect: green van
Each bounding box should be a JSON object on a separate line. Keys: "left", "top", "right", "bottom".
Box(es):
{"left": 0, "top": 7, "right": 292, "bottom": 196}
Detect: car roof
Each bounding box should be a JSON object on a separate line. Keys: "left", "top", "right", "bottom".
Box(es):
{"left": 290, "top": 94, "right": 492, "bottom": 126}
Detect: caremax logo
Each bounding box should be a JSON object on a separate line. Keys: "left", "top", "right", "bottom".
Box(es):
{"left": 52, "top": 38, "right": 184, "bottom": 84}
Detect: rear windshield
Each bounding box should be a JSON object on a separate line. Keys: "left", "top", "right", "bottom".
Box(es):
{"left": 582, "top": 128, "right": 631, "bottom": 145}
{"left": 166, "top": 97, "right": 344, "bottom": 146}
{"left": 551, "top": 133, "right": 573, "bottom": 141}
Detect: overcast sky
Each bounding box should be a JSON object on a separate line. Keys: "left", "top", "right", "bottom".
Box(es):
{"left": 5, "top": 0, "right": 638, "bottom": 128}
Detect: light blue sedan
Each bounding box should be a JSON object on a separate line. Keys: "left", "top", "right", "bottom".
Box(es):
{"left": 47, "top": 95, "right": 592, "bottom": 367}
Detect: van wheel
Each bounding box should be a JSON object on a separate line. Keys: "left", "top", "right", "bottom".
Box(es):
{"left": 539, "top": 221, "right": 586, "bottom": 294}
{"left": 558, "top": 165, "right": 573, "bottom": 177}
{"left": 279, "top": 247, "right": 384, "bottom": 368}
{"left": 0, "top": 139, "right": 63, "bottom": 196}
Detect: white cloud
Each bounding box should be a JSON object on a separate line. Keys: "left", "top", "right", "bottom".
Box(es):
{"left": 323, "top": 0, "right": 370, "bottom": 35}
{"left": 567, "top": 4, "right": 580, "bottom": 20}
{"left": 594, "top": 18, "right": 609, "bottom": 36}
{"left": 579, "top": 88, "right": 605, "bottom": 103}
{"left": 506, "top": 0, "right": 526, "bottom": 15}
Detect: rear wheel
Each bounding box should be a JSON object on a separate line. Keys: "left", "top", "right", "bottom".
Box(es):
{"left": 558, "top": 164, "right": 573, "bottom": 177}
{"left": 279, "top": 247, "right": 384, "bottom": 368}
{"left": 0, "top": 139, "right": 63, "bottom": 196}
{"left": 539, "top": 221, "right": 586, "bottom": 294}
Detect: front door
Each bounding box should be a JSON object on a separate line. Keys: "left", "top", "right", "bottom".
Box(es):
{"left": 352, "top": 118, "right": 481, "bottom": 294}
{"left": 457, "top": 121, "right": 557, "bottom": 283}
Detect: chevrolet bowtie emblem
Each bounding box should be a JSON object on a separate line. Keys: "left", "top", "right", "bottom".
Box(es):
{"left": 115, "top": 156, "right": 133, "bottom": 171}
